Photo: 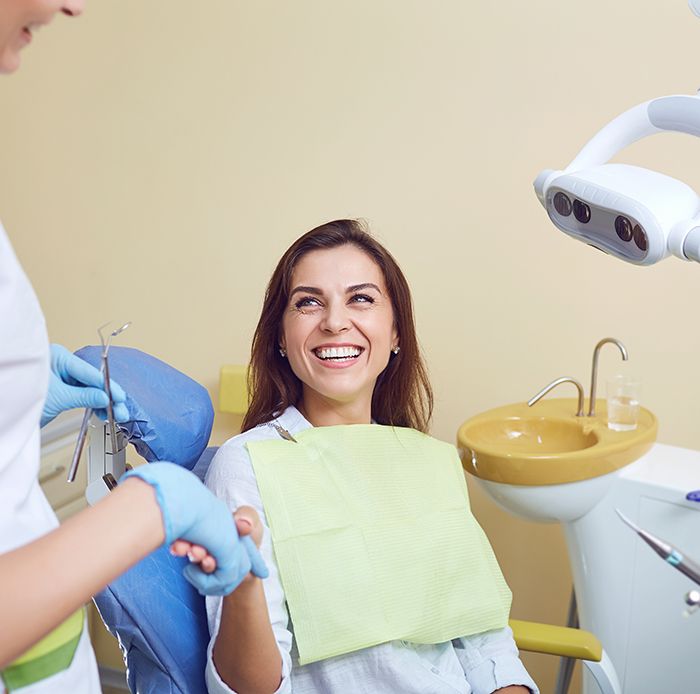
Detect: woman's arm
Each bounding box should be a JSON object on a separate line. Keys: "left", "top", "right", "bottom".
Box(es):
{"left": 0, "top": 477, "right": 163, "bottom": 667}
{"left": 213, "top": 555, "right": 283, "bottom": 693}
{"left": 205, "top": 439, "right": 292, "bottom": 694}
{"left": 453, "top": 626, "right": 539, "bottom": 694}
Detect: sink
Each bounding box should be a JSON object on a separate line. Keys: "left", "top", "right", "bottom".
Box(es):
{"left": 465, "top": 417, "right": 598, "bottom": 456}
{"left": 457, "top": 398, "right": 657, "bottom": 522}
{"left": 457, "top": 397, "right": 657, "bottom": 487}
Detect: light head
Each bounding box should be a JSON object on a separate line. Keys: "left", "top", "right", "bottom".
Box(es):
{"left": 535, "top": 95, "right": 700, "bottom": 266}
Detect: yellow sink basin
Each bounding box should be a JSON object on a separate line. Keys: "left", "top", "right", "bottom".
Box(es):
{"left": 457, "top": 398, "right": 657, "bottom": 486}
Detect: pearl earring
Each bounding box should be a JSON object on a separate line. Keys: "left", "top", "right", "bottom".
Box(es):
{"left": 279, "top": 347, "right": 287, "bottom": 358}
{"left": 392, "top": 346, "right": 400, "bottom": 355}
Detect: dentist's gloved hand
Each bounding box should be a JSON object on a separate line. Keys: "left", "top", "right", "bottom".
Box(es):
{"left": 122, "top": 463, "right": 269, "bottom": 596}
{"left": 41, "top": 344, "right": 129, "bottom": 427}
{"left": 171, "top": 507, "right": 263, "bottom": 582}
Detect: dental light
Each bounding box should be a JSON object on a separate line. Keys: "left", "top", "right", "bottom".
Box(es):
{"left": 534, "top": 93, "right": 700, "bottom": 266}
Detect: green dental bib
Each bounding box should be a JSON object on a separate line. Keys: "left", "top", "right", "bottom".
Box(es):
{"left": 247, "top": 425, "right": 512, "bottom": 665}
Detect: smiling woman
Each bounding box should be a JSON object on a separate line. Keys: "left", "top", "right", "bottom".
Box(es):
{"left": 280, "top": 244, "right": 399, "bottom": 427}
{"left": 243, "top": 218, "right": 433, "bottom": 432}
{"left": 203, "top": 219, "right": 538, "bottom": 694}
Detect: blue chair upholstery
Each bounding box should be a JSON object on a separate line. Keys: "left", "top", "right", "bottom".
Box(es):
{"left": 94, "top": 548, "right": 210, "bottom": 694}
{"left": 94, "top": 449, "right": 219, "bottom": 692}
{"left": 78, "top": 347, "right": 218, "bottom": 692}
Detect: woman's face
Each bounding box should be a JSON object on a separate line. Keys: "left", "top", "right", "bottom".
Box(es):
{"left": 280, "top": 244, "right": 398, "bottom": 420}
{"left": 0, "top": 0, "right": 84, "bottom": 74}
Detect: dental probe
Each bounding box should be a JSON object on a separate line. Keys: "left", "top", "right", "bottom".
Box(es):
{"left": 616, "top": 508, "right": 700, "bottom": 587}
{"left": 67, "top": 407, "right": 93, "bottom": 482}
{"left": 67, "top": 321, "right": 131, "bottom": 482}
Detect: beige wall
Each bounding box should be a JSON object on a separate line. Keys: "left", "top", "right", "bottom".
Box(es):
{"left": 3, "top": 1, "right": 700, "bottom": 690}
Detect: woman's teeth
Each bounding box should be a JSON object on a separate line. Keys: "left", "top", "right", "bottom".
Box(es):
{"left": 315, "top": 346, "right": 362, "bottom": 360}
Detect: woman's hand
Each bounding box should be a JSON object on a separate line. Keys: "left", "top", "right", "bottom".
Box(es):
{"left": 230, "top": 506, "right": 264, "bottom": 585}
{"left": 170, "top": 505, "right": 263, "bottom": 578}
{"left": 170, "top": 540, "right": 217, "bottom": 573}
{"left": 493, "top": 687, "right": 532, "bottom": 693}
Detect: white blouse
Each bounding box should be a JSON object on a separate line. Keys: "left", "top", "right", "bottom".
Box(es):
{"left": 204, "top": 406, "right": 538, "bottom": 694}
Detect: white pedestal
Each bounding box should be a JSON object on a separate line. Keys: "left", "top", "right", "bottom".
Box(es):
{"left": 564, "top": 443, "right": 700, "bottom": 692}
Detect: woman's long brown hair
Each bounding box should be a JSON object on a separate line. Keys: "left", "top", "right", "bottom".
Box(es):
{"left": 241, "top": 219, "right": 433, "bottom": 432}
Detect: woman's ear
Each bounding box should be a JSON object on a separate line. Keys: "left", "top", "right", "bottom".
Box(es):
{"left": 391, "top": 328, "right": 400, "bottom": 355}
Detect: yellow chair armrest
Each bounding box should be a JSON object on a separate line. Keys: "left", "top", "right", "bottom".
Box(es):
{"left": 509, "top": 619, "right": 602, "bottom": 662}
{"left": 219, "top": 365, "right": 248, "bottom": 415}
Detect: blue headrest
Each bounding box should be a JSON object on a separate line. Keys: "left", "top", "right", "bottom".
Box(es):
{"left": 75, "top": 346, "right": 214, "bottom": 470}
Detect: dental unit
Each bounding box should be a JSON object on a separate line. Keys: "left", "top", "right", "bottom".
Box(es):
{"left": 458, "top": 333, "right": 700, "bottom": 693}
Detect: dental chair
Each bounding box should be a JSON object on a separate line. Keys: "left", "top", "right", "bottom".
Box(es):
{"left": 76, "top": 346, "right": 215, "bottom": 694}
{"left": 88, "top": 352, "right": 620, "bottom": 694}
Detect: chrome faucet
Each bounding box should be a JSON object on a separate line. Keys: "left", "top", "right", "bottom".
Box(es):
{"left": 588, "top": 337, "right": 628, "bottom": 417}
{"left": 527, "top": 376, "right": 585, "bottom": 417}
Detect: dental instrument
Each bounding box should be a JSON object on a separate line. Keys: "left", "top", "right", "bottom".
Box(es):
{"left": 67, "top": 321, "right": 130, "bottom": 483}
{"left": 616, "top": 508, "right": 700, "bottom": 594}
{"left": 534, "top": 92, "right": 700, "bottom": 266}
{"left": 270, "top": 422, "right": 298, "bottom": 442}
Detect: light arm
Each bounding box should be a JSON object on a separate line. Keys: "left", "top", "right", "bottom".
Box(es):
{"left": 565, "top": 100, "right": 659, "bottom": 173}
{"left": 565, "top": 94, "right": 700, "bottom": 174}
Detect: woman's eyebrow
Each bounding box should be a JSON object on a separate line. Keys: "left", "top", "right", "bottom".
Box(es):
{"left": 347, "top": 283, "right": 382, "bottom": 294}
{"left": 290, "top": 285, "right": 323, "bottom": 298}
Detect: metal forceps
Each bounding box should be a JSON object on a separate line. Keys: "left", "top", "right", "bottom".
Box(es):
{"left": 66, "top": 321, "right": 131, "bottom": 482}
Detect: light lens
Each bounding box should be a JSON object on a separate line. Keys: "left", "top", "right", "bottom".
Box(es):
{"left": 553, "top": 192, "right": 572, "bottom": 217}
{"left": 615, "top": 215, "right": 633, "bottom": 242}
{"left": 573, "top": 200, "right": 591, "bottom": 224}
{"left": 633, "top": 224, "right": 647, "bottom": 251}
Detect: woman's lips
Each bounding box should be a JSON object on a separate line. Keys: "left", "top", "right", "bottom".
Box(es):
{"left": 312, "top": 346, "right": 364, "bottom": 369}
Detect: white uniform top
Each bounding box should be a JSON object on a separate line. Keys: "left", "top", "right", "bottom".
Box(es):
{"left": 0, "top": 222, "right": 100, "bottom": 693}
{"left": 204, "top": 407, "right": 538, "bottom": 694}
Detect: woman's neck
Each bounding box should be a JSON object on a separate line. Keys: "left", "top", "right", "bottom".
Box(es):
{"left": 298, "top": 392, "right": 372, "bottom": 427}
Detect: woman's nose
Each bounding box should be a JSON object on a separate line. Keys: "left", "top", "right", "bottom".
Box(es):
{"left": 321, "top": 303, "right": 350, "bottom": 333}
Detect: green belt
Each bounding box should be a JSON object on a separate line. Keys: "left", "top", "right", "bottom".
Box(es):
{"left": 1, "top": 607, "right": 85, "bottom": 691}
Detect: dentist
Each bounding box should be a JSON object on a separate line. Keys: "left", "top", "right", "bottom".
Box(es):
{"left": 0, "top": 2, "right": 266, "bottom": 691}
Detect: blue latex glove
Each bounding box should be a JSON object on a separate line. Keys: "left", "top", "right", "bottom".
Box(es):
{"left": 122, "top": 463, "right": 268, "bottom": 596}
{"left": 41, "top": 344, "right": 129, "bottom": 427}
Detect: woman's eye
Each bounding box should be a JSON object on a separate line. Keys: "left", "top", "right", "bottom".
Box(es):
{"left": 350, "top": 293, "right": 374, "bottom": 304}
{"left": 294, "top": 296, "right": 322, "bottom": 310}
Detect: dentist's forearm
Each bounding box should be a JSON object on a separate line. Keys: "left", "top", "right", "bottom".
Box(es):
{"left": 0, "top": 478, "right": 164, "bottom": 667}
{"left": 213, "top": 578, "right": 282, "bottom": 694}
